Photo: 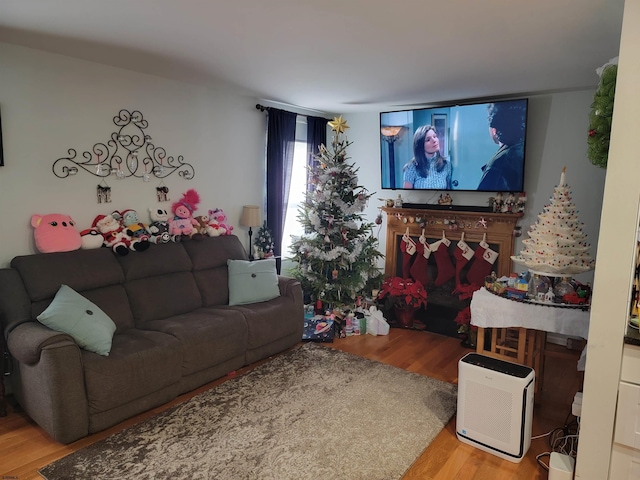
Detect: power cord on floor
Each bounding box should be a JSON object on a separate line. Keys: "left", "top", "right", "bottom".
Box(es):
{"left": 533, "top": 407, "right": 580, "bottom": 471}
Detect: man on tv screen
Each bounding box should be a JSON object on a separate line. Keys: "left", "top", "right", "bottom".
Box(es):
{"left": 477, "top": 101, "right": 526, "bottom": 192}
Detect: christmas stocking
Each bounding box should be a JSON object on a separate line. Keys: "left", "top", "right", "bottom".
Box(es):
{"left": 453, "top": 233, "right": 475, "bottom": 287}
{"left": 466, "top": 236, "right": 499, "bottom": 286}
{"left": 432, "top": 234, "right": 455, "bottom": 286}
{"left": 409, "top": 235, "right": 431, "bottom": 287}
{"left": 400, "top": 233, "right": 417, "bottom": 279}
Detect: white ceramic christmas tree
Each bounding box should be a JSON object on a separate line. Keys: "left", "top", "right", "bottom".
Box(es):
{"left": 512, "top": 167, "right": 594, "bottom": 275}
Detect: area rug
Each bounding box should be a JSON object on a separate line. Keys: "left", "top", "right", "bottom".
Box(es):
{"left": 40, "top": 343, "right": 457, "bottom": 480}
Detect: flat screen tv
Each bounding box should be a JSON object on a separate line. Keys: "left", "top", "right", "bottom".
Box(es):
{"left": 380, "top": 98, "right": 528, "bottom": 192}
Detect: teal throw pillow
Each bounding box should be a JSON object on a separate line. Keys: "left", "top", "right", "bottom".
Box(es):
{"left": 37, "top": 284, "right": 117, "bottom": 356}
{"left": 228, "top": 258, "right": 280, "bottom": 306}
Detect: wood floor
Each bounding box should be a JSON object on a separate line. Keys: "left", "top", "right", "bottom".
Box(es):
{"left": 0, "top": 328, "right": 582, "bottom": 479}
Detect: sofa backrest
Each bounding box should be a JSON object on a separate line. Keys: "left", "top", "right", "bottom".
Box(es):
{"left": 9, "top": 248, "right": 134, "bottom": 333}
{"left": 182, "top": 235, "right": 248, "bottom": 307}
{"left": 119, "top": 241, "right": 201, "bottom": 323}
{"left": 0, "top": 235, "right": 250, "bottom": 335}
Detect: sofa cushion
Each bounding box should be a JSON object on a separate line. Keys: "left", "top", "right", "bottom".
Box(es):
{"left": 139, "top": 308, "right": 248, "bottom": 376}
{"left": 32, "top": 284, "right": 136, "bottom": 333}
{"left": 11, "top": 248, "right": 124, "bottom": 302}
{"left": 227, "top": 258, "right": 280, "bottom": 306}
{"left": 82, "top": 328, "right": 182, "bottom": 414}
{"left": 228, "top": 295, "right": 302, "bottom": 350}
{"left": 117, "top": 242, "right": 192, "bottom": 281}
{"left": 192, "top": 268, "right": 230, "bottom": 307}
{"left": 126, "top": 271, "right": 202, "bottom": 323}
{"left": 182, "top": 235, "right": 247, "bottom": 270}
{"left": 36, "top": 285, "right": 117, "bottom": 356}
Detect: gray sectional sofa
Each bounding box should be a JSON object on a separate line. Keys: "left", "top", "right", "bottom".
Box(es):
{"left": 0, "top": 235, "right": 303, "bottom": 443}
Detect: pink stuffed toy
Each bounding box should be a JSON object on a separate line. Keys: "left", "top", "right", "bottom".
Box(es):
{"left": 170, "top": 189, "right": 200, "bottom": 239}
{"left": 208, "top": 208, "right": 234, "bottom": 235}
{"left": 31, "top": 213, "right": 82, "bottom": 253}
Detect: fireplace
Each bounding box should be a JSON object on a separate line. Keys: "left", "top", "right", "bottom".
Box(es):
{"left": 381, "top": 206, "right": 522, "bottom": 337}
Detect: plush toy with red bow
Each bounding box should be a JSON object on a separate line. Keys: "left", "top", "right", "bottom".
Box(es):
{"left": 170, "top": 189, "right": 200, "bottom": 239}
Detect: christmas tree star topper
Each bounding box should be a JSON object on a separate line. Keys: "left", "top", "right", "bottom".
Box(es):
{"left": 328, "top": 115, "right": 349, "bottom": 133}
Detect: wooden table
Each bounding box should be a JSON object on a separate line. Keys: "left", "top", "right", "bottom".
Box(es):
{"left": 470, "top": 287, "right": 590, "bottom": 393}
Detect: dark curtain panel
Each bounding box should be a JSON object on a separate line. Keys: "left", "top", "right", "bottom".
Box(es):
{"left": 306, "top": 115, "right": 328, "bottom": 172}
{"left": 266, "top": 108, "right": 297, "bottom": 257}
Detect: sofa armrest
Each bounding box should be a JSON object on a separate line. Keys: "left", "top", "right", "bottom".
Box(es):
{"left": 7, "top": 321, "right": 89, "bottom": 444}
{"left": 7, "top": 321, "right": 77, "bottom": 365}
{"left": 278, "top": 276, "right": 303, "bottom": 303}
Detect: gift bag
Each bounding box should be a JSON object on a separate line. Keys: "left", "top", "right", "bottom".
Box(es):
{"left": 366, "top": 306, "right": 390, "bottom": 336}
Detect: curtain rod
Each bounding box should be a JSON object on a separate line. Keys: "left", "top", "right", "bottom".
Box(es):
{"left": 255, "top": 103, "right": 330, "bottom": 119}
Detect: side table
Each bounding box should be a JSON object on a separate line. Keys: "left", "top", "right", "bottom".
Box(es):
{"left": 470, "top": 287, "right": 590, "bottom": 394}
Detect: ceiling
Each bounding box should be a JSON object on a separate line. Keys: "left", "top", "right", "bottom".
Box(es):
{"left": 0, "top": 0, "right": 625, "bottom": 113}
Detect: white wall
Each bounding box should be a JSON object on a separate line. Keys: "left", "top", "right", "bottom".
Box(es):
{"left": 0, "top": 42, "right": 268, "bottom": 267}
{"left": 345, "top": 90, "right": 606, "bottom": 287}
{"left": 576, "top": 0, "right": 640, "bottom": 478}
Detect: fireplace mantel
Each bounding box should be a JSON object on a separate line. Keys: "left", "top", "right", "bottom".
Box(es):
{"left": 381, "top": 206, "right": 523, "bottom": 278}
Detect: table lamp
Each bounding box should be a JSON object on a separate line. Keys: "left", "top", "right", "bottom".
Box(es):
{"left": 239, "top": 205, "right": 262, "bottom": 260}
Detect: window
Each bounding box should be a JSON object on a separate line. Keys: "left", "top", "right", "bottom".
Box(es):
{"left": 281, "top": 116, "right": 308, "bottom": 259}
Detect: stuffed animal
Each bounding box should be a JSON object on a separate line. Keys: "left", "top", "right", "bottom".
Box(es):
{"left": 120, "top": 209, "right": 152, "bottom": 250}
{"left": 208, "top": 208, "right": 234, "bottom": 235}
{"left": 111, "top": 210, "right": 150, "bottom": 252}
{"left": 170, "top": 189, "right": 200, "bottom": 239}
{"left": 193, "top": 214, "right": 216, "bottom": 238}
{"left": 31, "top": 213, "right": 82, "bottom": 253}
{"left": 148, "top": 207, "right": 176, "bottom": 244}
{"left": 80, "top": 228, "right": 104, "bottom": 250}
{"left": 92, "top": 214, "right": 131, "bottom": 255}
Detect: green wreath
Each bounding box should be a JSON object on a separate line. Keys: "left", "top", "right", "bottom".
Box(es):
{"left": 587, "top": 63, "right": 617, "bottom": 169}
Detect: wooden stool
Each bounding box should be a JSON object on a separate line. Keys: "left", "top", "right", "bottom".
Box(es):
{"left": 476, "top": 327, "right": 546, "bottom": 394}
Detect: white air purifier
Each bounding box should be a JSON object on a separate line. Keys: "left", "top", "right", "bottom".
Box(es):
{"left": 456, "top": 352, "right": 535, "bottom": 463}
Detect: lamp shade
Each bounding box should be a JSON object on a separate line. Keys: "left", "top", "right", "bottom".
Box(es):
{"left": 240, "top": 205, "right": 262, "bottom": 227}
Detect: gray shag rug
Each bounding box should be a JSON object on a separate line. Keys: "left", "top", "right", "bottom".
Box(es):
{"left": 40, "top": 343, "right": 457, "bottom": 480}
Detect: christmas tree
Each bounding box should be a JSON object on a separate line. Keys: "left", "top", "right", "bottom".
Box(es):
{"left": 289, "top": 116, "right": 383, "bottom": 309}
{"left": 512, "top": 167, "right": 594, "bottom": 274}
{"left": 254, "top": 221, "right": 275, "bottom": 258}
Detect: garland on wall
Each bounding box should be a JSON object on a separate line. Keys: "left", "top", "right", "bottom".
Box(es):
{"left": 587, "top": 57, "right": 618, "bottom": 169}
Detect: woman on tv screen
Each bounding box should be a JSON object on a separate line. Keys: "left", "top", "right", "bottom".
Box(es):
{"left": 403, "top": 125, "right": 452, "bottom": 190}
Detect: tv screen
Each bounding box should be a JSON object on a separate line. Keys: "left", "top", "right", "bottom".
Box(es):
{"left": 380, "top": 98, "right": 528, "bottom": 192}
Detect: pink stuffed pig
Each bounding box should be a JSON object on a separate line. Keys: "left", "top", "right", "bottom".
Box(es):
{"left": 31, "top": 213, "right": 82, "bottom": 253}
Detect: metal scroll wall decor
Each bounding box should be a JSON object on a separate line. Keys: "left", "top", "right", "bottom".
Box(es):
{"left": 52, "top": 109, "right": 195, "bottom": 181}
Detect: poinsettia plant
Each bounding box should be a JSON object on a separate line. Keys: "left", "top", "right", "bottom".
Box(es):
{"left": 376, "top": 277, "right": 427, "bottom": 310}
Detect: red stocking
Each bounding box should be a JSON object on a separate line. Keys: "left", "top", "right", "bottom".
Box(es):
{"left": 453, "top": 235, "right": 475, "bottom": 287}
{"left": 409, "top": 238, "right": 431, "bottom": 287}
{"left": 400, "top": 234, "right": 416, "bottom": 279}
{"left": 466, "top": 245, "right": 499, "bottom": 286}
{"left": 432, "top": 237, "right": 456, "bottom": 286}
